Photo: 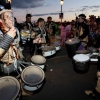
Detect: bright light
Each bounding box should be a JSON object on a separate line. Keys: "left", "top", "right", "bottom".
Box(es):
{"left": 60, "top": 1, "right": 64, "bottom": 5}
{"left": 69, "top": 39, "right": 72, "bottom": 42}
{"left": 8, "top": 0, "right": 11, "bottom": 4}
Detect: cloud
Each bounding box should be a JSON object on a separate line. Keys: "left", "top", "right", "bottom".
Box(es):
{"left": 32, "top": 12, "right": 59, "bottom": 16}
{"left": 67, "top": 10, "right": 75, "bottom": 12}
{"left": 81, "top": 5, "right": 100, "bottom": 10}
{"left": 67, "top": 5, "right": 100, "bottom": 13}
{"left": 92, "top": 9, "right": 99, "bottom": 12}
{"left": 12, "top": 0, "right": 45, "bottom": 9}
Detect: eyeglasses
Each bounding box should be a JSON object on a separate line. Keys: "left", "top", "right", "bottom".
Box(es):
{"left": 2, "top": 12, "right": 14, "bottom": 21}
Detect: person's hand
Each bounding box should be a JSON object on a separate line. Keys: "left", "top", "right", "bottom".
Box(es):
{"left": 33, "top": 38, "right": 42, "bottom": 43}
{"left": 7, "top": 27, "right": 16, "bottom": 38}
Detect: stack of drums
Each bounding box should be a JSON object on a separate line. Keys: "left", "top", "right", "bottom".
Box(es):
{"left": 66, "top": 38, "right": 80, "bottom": 58}
{"left": 21, "top": 66, "right": 45, "bottom": 91}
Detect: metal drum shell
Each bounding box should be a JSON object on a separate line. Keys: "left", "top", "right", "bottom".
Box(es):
{"left": 31, "top": 55, "right": 46, "bottom": 69}
{"left": 41, "top": 46, "right": 56, "bottom": 57}
{"left": 21, "top": 66, "right": 45, "bottom": 91}
{"left": 72, "top": 54, "right": 90, "bottom": 71}
{"left": 66, "top": 38, "right": 81, "bottom": 58}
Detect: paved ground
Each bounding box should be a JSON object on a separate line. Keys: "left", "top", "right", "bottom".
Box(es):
{"left": 22, "top": 46, "right": 99, "bottom": 100}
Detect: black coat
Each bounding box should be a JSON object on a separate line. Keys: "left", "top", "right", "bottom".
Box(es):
{"left": 79, "top": 23, "right": 90, "bottom": 39}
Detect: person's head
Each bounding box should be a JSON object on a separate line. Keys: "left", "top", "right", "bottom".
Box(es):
{"left": 47, "top": 16, "right": 52, "bottom": 22}
{"left": 26, "top": 14, "right": 32, "bottom": 23}
{"left": 37, "top": 18, "right": 44, "bottom": 27}
{"left": 78, "top": 14, "right": 86, "bottom": 23}
{"left": 0, "top": 5, "right": 14, "bottom": 30}
{"left": 62, "top": 22, "right": 66, "bottom": 27}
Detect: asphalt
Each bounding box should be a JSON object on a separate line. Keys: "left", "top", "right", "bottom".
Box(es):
{"left": 21, "top": 46, "right": 99, "bottom": 100}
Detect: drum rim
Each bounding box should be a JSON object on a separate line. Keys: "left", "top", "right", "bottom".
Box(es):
{"left": 73, "top": 54, "right": 90, "bottom": 62}
{"left": 21, "top": 66, "right": 45, "bottom": 86}
{"left": 75, "top": 50, "right": 91, "bottom": 54}
{"left": 0, "top": 76, "right": 20, "bottom": 100}
{"left": 31, "top": 55, "right": 46, "bottom": 64}
{"left": 66, "top": 38, "right": 80, "bottom": 44}
{"left": 41, "top": 45, "right": 56, "bottom": 51}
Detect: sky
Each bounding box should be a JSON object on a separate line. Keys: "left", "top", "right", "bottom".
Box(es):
{"left": 11, "top": 0, "right": 100, "bottom": 23}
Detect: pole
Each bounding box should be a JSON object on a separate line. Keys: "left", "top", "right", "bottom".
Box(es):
{"left": 61, "top": 5, "right": 62, "bottom": 23}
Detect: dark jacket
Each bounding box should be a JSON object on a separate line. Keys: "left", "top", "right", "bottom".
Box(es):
{"left": 79, "top": 23, "right": 90, "bottom": 39}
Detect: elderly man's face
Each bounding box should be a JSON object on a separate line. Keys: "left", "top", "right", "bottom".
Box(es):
{"left": 1, "top": 11, "right": 14, "bottom": 28}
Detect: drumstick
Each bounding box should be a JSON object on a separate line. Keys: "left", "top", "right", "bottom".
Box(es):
{"left": 16, "top": 74, "right": 21, "bottom": 79}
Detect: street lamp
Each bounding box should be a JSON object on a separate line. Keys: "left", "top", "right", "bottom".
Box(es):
{"left": 6, "top": 0, "right": 12, "bottom": 9}
{"left": 6, "top": 0, "right": 11, "bottom": 4}
{"left": 60, "top": 0, "right": 64, "bottom": 23}
{"left": 8, "top": 0, "right": 11, "bottom": 4}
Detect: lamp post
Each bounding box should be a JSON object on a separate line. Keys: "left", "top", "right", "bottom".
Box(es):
{"left": 6, "top": 0, "right": 11, "bottom": 4}
{"left": 8, "top": 0, "right": 12, "bottom": 9}
{"left": 60, "top": 0, "right": 64, "bottom": 23}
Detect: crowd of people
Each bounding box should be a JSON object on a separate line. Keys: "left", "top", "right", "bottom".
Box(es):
{"left": 0, "top": 0, "right": 100, "bottom": 99}
{"left": 15, "top": 13, "right": 100, "bottom": 99}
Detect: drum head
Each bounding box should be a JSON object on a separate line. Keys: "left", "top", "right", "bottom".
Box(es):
{"left": 76, "top": 50, "right": 90, "bottom": 54}
{"left": 31, "top": 55, "right": 46, "bottom": 64}
{"left": 66, "top": 38, "right": 80, "bottom": 44}
{"left": 41, "top": 46, "right": 55, "bottom": 51}
{"left": 52, "top": 41, "right": 60, "bottom": 46}
{"left": 0, "top": 76, "right": 20, "bottom": 100}
{"left": 21, "top": 66, "right": 45, "bottom": 86}
{"left": 73, "top": 54, "right": 89, "bottom": 62}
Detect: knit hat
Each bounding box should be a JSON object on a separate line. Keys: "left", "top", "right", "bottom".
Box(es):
{"left": 0, "top": 5, "right": 11, "bottom": 15}
{"left": 78, "top": 14, "right": 86, "bottom": 18}
{"left": 26, "top": 14, "right": 32, "bottom": 18}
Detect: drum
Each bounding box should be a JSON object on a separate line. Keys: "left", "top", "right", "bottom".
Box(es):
{"left": 49, "top": 36, "right": 55, "bottom": 43}
{"left": 75, "top": 50, "right": 91, "bottom": 56}
{"left": 90, "top": 53, "right": 98, "bottom": 62}
{"left": 20, "top": 30, "right": 30, "bottom": 46}
{"left": 3, "top": 62, "right": 20, "bottom": 77}
{"left": 51, "top": 41, "right": 61, "bottom": 51}
{"left": 21, "top": 66, "right": 45, "bottom": 91}
{"left": 55, "top": 35, "right": 62, "bottom": 43}
{"left": 72, "top": 54, "right": 90, "bottom": 71}
{"left": 41, "top": 45, "right": 56, "bottom": 57}
{"left": 31, "top": 55, "right": 46, "bottom": 69}
{"left": 0, "top": 76, "right": 21, "bottom": 100}
{"left": 49, "top": 36, "right": 62, "bottom": 44}
{"left": 66, "top": 38, "right": 80, "bottom": 58}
